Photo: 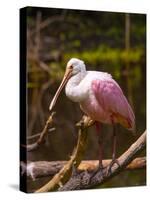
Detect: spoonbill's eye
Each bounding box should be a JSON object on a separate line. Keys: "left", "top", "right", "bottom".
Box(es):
{"left": 68, "top": 65, "right": 73, "bottom": 69}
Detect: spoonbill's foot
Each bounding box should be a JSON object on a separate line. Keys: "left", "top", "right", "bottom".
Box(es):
{"left": 107, "top": 159, "right": 120, "bottom": 175}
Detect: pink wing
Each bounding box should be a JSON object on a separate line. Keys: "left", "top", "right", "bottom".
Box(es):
{"left": 92, "top": 79, "right": 135, "bottom": 130}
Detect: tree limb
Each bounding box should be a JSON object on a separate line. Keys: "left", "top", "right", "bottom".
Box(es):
{"left": 21, "top": 157, "right": 146, "bottom": 180}
{"left": 35, "top": 116, "right": 94, "bottom": 193}
{"left": 21, "top": 112, "right": 55, "bottom": 151}
{"left": 58, "top": 130, "right": 146, "bottom": 191}
{"left": 27, "top": 128, "right": 56, "bottom": 140}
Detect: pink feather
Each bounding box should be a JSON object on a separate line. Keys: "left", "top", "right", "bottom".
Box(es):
{"left": 91, "top": 79, "right": 135, "bottom": 130}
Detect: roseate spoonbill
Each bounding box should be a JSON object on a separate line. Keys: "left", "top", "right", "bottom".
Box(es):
{"left": 49, "top": 58, "right": 135, "bottom": 172}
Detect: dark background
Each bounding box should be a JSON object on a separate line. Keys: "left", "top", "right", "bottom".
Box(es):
{"left": 26, "top": 7, "right": 146, "bottom": 192}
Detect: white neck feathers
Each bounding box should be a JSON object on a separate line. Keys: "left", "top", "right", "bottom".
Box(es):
{"left": 65, "top": 71, "right": 87, "bottom": 102}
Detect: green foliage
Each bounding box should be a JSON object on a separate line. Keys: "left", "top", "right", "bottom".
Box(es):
{"left": 64, "top": 46, "right": 143, "bottom": 66}
{"left": 49, "top": 62, "right": 65, "bottom": 80}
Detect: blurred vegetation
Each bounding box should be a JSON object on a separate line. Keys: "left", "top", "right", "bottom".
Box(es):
{"left": 25, "top": 7, "right": 146, "bottom": 192}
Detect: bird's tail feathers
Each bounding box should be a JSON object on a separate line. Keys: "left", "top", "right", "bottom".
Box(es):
{"left": 114, "top": 113, "right": 136, "bottom": 135}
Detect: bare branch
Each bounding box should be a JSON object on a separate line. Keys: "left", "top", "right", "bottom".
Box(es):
{"left": 22, "top": 157, "right": 146, "bottom": 180}
{"left": 35, "top": 116, "right": 94, "bottom": 193}
{"left": 30, "top": 16, "right": 65, "bottom": 37}
{"left": 27, "top": 128, "right": 56, "bottom": 140}
{"left": 22, "top": 112, "right": 55, "bottom": 152}
{"left": 58, "top": 130, "right": 146, "bottom": 191}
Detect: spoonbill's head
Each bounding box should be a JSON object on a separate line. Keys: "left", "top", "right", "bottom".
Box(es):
{"left": 49, "top": 58, "right": 86, "bottom": 111}
{"left": 66, "top": 58, "right": 86, "bottom": 75}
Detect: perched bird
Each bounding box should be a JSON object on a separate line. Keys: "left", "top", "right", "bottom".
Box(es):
{"left": 49, "top": 58, "right": 135, "bottom": 172}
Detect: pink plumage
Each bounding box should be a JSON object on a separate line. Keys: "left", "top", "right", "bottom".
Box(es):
{"left": 80, "top": 78, "right": 135, "bottom": 131}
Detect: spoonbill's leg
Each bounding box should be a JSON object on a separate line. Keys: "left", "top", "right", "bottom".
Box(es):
{"left": 107, "top": 123, "right": 120, "bottom": 174}
{"left": 95, "top": 122, "right": 103, "bottom": 169}
{"left": 89, "top": 122, "right": 105, "bottom": 181}
{"left": 112, "top": 124, "right": 117, "bottom": 161}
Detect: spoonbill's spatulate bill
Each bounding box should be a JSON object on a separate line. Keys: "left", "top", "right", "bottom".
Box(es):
{"left": 49, "top": 58, "right": 135, "bottom": 170}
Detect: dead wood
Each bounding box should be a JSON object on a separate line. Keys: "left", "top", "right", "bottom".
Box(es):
{"left": 58, "top": 130, "right": 146, "bottom": 191}
{"left": 35, "top": 116, "right": 94, "bottom": 192}
{"left": 21, "top": 112, "right": 55, "bottom": 151}
{"left": 22, "top": 157, "right": 146, "bottom": 180}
